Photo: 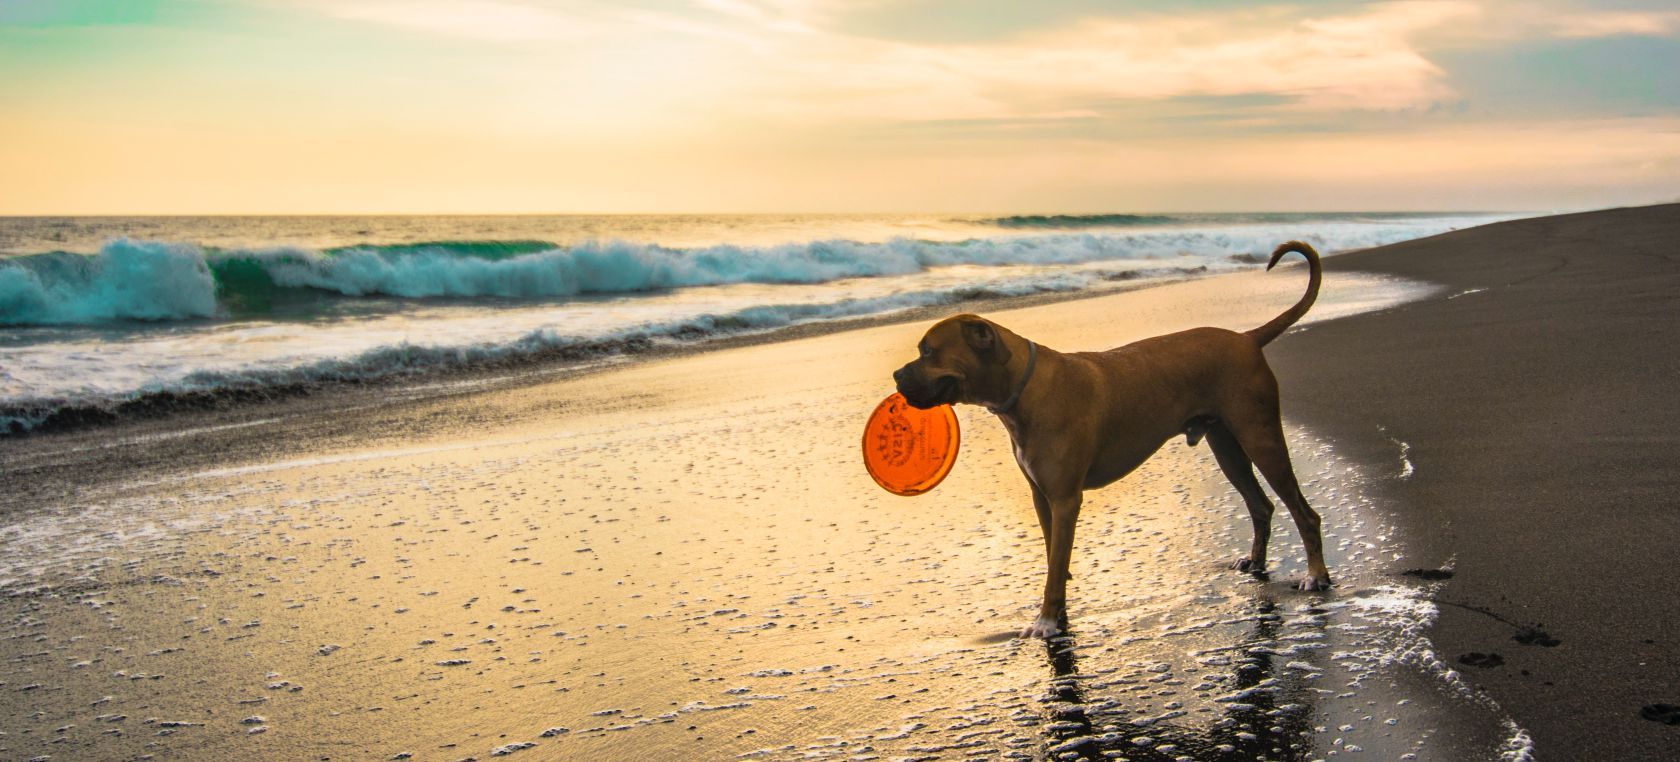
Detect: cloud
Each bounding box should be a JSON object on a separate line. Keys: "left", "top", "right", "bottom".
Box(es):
{"left": 294, "top": 0, "right": 609, "bottom": 41}
{"left": 690, "top": 0, "right": 822, "bottom": 34}
{"left": 266, "top": 1, "right": 1680, "bottom": 160}
{"left": 720, "top": 1, "right": 1483, "bottom": 124}
{"left": 1545, "top": 10, "right": 1680, "bottom": 38}
{"left": 282, "top": 1, "right": 1481, "bottom": 119}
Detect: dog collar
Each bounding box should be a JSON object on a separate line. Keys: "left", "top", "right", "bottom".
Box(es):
{"left": 988, "top": 340, "right": 1037, "bottom": 415}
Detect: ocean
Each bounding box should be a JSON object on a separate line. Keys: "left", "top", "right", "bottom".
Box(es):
{"left": 0, "top": 212, "right": 1509, "bottom": 434}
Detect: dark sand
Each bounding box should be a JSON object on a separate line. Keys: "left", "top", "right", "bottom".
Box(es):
{"left": 1263, "top": 203, "right": 1680, "bottom": 759}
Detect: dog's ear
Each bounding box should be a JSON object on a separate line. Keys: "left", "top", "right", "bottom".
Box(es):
{"left": 962, "top": 319, "right": 1012, "bottom": 365}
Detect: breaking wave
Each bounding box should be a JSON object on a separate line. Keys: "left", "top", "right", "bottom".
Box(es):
{"left": 0, "top": 241, "right": 218, "bottom": 325}
{"left": 1, "top": 223, "right": 1457, "bottom": 327}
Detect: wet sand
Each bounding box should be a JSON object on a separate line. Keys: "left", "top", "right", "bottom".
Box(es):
{"left": 1263, "top": 203, "right": 1680, "bottom": 760}
{"left": 0, "top": 230, "right": 1593, "bottom": 760}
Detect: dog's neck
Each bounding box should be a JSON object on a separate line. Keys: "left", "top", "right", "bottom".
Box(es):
{"left": 986, "top": 339, "right": 1037, "bottom": 416}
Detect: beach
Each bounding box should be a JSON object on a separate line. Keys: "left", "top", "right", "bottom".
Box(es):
{"left": 2, "top": 205, "right": 1675, "bottom": 760}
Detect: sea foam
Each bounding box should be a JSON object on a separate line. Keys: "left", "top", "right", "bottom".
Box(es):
{"left": 0, "top": 215, "right": 1497, "bottom": 433}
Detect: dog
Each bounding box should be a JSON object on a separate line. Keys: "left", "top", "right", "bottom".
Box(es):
{"left": 893, "top": 241, "right": 1331, "bottom": 639}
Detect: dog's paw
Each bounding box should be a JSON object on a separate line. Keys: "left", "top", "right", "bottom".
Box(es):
{"left": 1229, "top": 557, "right": 1265, "bottom": 573}
{"left": 1296, "top": 575, "right": 1333, "bottom": 592}
{"left": 1019, "top": 616, "right": 1062, "bottom": 639}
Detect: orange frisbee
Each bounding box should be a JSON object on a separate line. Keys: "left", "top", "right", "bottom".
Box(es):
{"left": 862, "top": 392, "right": 961, "bottom": 496}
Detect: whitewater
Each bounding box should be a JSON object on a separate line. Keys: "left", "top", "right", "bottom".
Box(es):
{"left": 0, "top": 213, "right": 1508, "bottom": 433}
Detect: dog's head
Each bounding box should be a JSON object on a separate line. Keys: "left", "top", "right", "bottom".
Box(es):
{"left": 893, "top": 314, "right": 1015, "bottom": 410}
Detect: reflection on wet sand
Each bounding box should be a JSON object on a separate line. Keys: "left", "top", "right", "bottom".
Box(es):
{"left": 1037, "top": 596, "right": 1330, "bottom": 761}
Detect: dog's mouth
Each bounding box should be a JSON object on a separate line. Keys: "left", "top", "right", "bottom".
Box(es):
{"left": 898, "top": 374, "right": 959, "bottom": 409}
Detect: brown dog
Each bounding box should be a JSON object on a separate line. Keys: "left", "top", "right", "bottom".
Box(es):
{"left": 893, "top": 241, "right": 1331, "bottom": 638}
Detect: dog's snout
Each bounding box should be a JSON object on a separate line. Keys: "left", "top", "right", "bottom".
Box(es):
{"left": 893, "top": 365, "right": 911, "bottom": 385}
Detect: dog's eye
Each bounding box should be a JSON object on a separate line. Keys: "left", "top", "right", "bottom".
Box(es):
{"left": 919, "top": 345, "right": 932, "bottom": 359}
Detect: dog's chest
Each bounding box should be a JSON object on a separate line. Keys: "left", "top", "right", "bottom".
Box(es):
{"left": 1010, "top": 441, "right": 1031, "bottom": 477}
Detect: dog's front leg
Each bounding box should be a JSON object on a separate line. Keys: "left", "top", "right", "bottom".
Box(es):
{"left": 1027, "top": 483, "right": 1051, "bottom": 554}
{"left": 1022, "top": 491, "right": 1082, "bottom": 639}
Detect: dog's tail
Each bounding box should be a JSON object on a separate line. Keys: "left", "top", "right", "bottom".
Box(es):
{"left": 1246, "top": 240, "right": 1321, "bottom": 347}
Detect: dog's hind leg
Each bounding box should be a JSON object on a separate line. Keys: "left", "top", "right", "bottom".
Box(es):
{"left": 1226, "top": 408, "right": 1332, "bottom": 591}
{"left": 1206, "top": 422, "right": 1274, "bottom": 575}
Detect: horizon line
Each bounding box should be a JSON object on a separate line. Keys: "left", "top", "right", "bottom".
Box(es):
{"left": 0, "top": 208, "right": 1547, "bottom": 219}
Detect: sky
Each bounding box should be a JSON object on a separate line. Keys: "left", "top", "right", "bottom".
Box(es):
{"left": 1, "top": 0, "right": 1676, "bottom": 214}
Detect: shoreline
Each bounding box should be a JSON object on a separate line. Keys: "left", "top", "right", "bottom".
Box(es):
{"left": 0, "top": 270, "right": 1202, "bottom": 435}
{"left": 2, "top": 269, "right": 1239, "bottom": 506}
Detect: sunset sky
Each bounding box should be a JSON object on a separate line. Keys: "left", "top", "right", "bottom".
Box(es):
{"left": 2, "top": 0, "right": 1676, "bottom": 214}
